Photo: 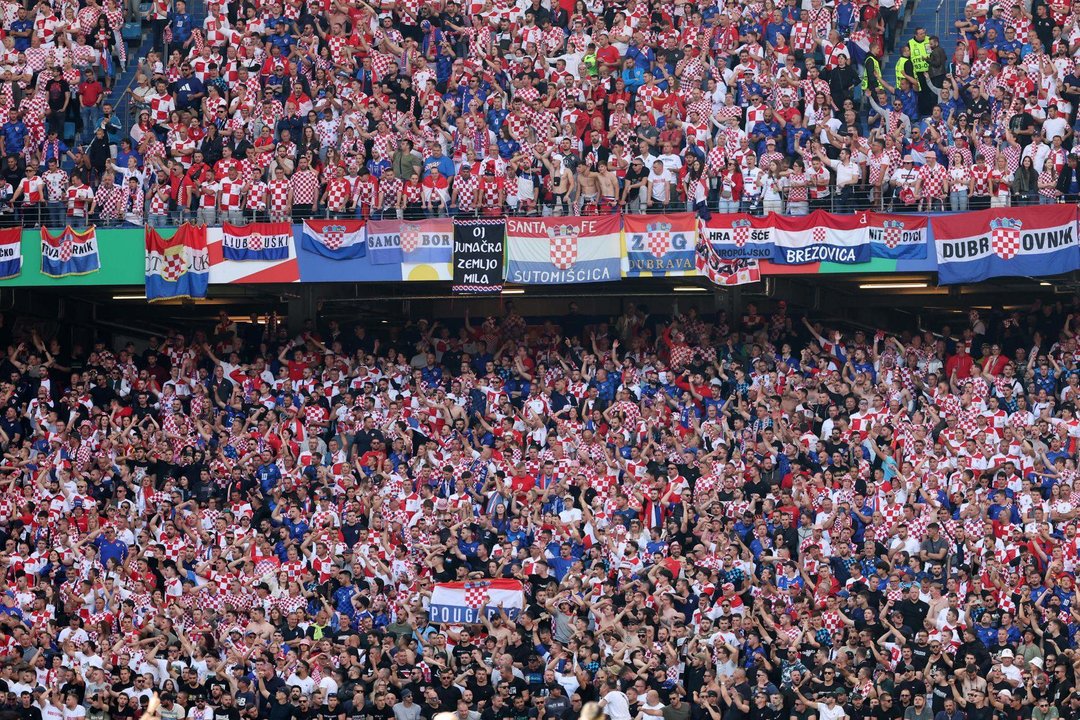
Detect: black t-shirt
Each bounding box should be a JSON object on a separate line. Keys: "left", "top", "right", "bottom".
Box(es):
{"left": 317, "top": 705, "right": 343, "bottom": 720}
{"left": 46, "top": 79, "right": 69, "bottom": 110}
{"left": 16, "top": 705, "right": 42, "bottom": 720}
{"left": 466, "top": 679, "right": 495, "bottom": 707}
{"left": 360, "top": 703, "right": 394, "bottom": 720}
{"left": 268, "top": 700, "right": 297, "bottom": 720}
{"left": 435, "top": 683, "right": 462, "bottom": 710}
{"left": 212, "top": 707, "right": 241, "bottom": 720}
{"left": 1009, "top": 112, "right": 1036, "bottom": 147}
{"left": 624, "top": 164, "right": 649, "bottom": 189}
{"left": 179, "top": 678, "right": 207, "bottom": 698}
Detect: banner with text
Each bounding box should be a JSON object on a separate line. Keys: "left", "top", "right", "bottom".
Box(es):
{"left": 506, "top": 215, "right": 621, "bottom": 285}
{"left": 453, "top": 218, "right": 505, "bottom": 294}
{"left": 934, "top": 205, "right": 1080, "bottom": 285}
{"left": 771, "top": 211, "right": 871, "bottom": 265}
{"left": 429, "top": 579, "right": 524, "bottom": 624}
{"left": 222, "top": 222, "right": 292, "bottom": 261}
{"left": 622, "top": 212, "right": 698, "bottom": 276}
{"left": 367, "top": 217, "right": 453, "bottom": 272}
{"left": 0, "top": 228, "right": 22, "bottom": 280}
{"left": 698, "top": 214, "right": 775, "bottom": 261}
{"left": 867, "top": 212, "right": 929, "bottom": 260}
{"left": 146, "top": 224, "right": 210, "bottom": 301}
{"left": 41, "top": 226, "right": 100, "bottom": 278}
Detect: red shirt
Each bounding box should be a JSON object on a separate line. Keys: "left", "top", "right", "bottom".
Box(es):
{"left": 596, "top": 45, "right": 620, "bottom": 69}
{"left": 77, "top": 80, "right": 104, "bottom": 108}
{"left": 945, "top": 352, "right": 975, "bottom": 379}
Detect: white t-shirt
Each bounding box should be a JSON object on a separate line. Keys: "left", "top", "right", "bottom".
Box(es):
{"left": 62, "top": 706, "right": 87, "bottom": 720}
{"left": 1043, "top": 115, "right": 1068, "bottom": 140}
{"left": 648, "top": 169, "right": 673, "bottom": 201}
{"left": 603, "top": 691, "right": 632, "bottom": 720}
{"left": 817, "top": 702, "right": 846, "bottom": 720}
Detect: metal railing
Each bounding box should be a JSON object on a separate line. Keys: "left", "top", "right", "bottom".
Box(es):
{"left": 2, "top": 185, "right": 1063, "bottom": 230}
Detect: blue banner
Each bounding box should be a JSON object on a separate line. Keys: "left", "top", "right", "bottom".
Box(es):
{"left": 868, "top": 213, "right": 928, "bottom": 259}
{"left": 302, "top": 219, "right": 367, "bottom": 260}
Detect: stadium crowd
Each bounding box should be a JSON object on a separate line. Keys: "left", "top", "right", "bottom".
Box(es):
{"left": 2, "top": 0, "right": 1080, "bottom": 223}
{"left": 0, "top": 298, "right": 1077, "bottom": 720}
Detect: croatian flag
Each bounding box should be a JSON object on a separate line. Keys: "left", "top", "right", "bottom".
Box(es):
{"left": 0, "top": 228, "right": 21, "bottom": 280}
{"left": 429, "top": 579, "right": 525, "bottom": 623}
{"left": 867, "top": 212, "right": 928, "bottom": 259}
{"left": 699, "top": 213, "right": 774, "bottom": 261}
{"left": 622, "top": 212, "right": 698, "bottom": 276}
{"left": 145, "top": 224, "right": 210, "bottom": 302}
{"left": 41, "top": 226, "right": 100, "bottom": 277}
{"left": 933, "top": 205, "right": 1080, "bottom": 284}
{"left": 222, "top": 222, "right": 292, "bottom": 261}
{"left": 506, "top": 215, "right": 622, "bottom": 284}
{"left": 302, "top": 219, "right": 367, "bottom": 260}
{"left": 771, "top": 210, "right": 871, "bottom": 265}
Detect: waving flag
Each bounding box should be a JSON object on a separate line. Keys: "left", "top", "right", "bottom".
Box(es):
{"left": 868, "top": 212, "right": 928, "bottom": 259}
{"left": 222, "top": 222, "right": 292, "bottom": 261}
{"left": 429, "top": 579, "right": 524, "bottom": 623}
{"left": 41, "top": 226, "right": 100, "bottom": 278}
{"left": 506, "top": 215, "right": 621, "bottom": 284}
{"left": 696, "top": 232, "right": 761, "bottom": 287}
{"left": 771, "top": 210, "right": 870, "bottom": 265}
{"left": 145, "top": 224, "right": 209, "bottom": 302}
{"left": 0, "top": 229, "right": 21, "bottom": 280}
{"left": 302, "top": 219, "right": 367, "bottom": 260}
{"left": 699, "top": 213, "right": 774, "bottom": 260}
{"left": 934, "top": 205, "right": 1080, "bottom": 284}
{"left": 622, "top": 212, "right": 698, "bottom": 276}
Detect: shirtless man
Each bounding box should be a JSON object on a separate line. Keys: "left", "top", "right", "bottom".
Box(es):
{"left": 576, "top": 162, "right": 599, "bottom": 214}
{"left": 595, "top": 161, "right": 619, "bottom": 213}
{"left": 539, "top": 147, "right": 575, "bottom": 216}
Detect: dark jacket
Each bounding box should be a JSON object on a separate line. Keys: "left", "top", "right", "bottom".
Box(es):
{"left": 1057, "top": 163, "right": 1080, "bottom": 195}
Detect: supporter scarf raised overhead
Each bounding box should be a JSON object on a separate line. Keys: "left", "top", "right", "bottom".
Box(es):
{"left": 622, "top": 212, "right": 699, "bottom": 277}
{"left": 145, "top": 224, "right": 209, "bottom": 302}
{"left": 40, "top": 226, "right": 100, "bottom": 278}
{"left": 934, "top": 205, "right": 1080, "bottom": 285}
{"left": 452, "top": 217, "right": 504, "bottom": 294}
{"left": 221, "top": 222, "right": 292, "bottom": 261}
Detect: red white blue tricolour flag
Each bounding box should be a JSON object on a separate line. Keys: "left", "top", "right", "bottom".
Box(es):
{"left": 429, "top": 579, "right": 524, "bottom": 623}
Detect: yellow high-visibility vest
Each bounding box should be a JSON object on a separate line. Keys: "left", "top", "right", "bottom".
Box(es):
{"left": 908, "top": 36, "right": 931, "bottom": 74}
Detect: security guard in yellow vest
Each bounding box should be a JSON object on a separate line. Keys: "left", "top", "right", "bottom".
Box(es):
{"left": 895, "top": 45, "right": 918, "bottom": 90}
{"left": 908, "top": 28, "right": 931, "bottom": 74}
{"left": 908, "top": 27, "right": 934, "bottom": 115}
{"left": 863, "top": 53, "right": 883, "bottom": 94}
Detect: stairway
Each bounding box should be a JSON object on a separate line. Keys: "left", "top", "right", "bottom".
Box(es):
{"left": 107, "top": 0, "right": 209, "bottom": 128}
{"left": 882, "top": 0, "right": 964, "bottom": 84}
